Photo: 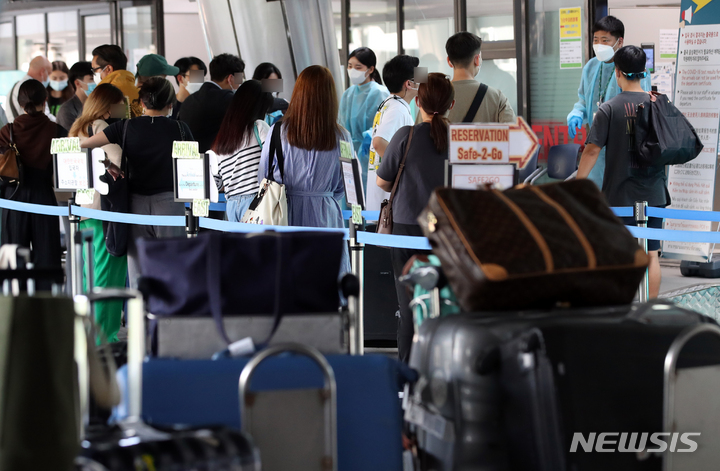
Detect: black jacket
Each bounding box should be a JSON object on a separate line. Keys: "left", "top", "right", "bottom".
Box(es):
{"left": 177, "top": 82, "right": 233, "bottom": 153}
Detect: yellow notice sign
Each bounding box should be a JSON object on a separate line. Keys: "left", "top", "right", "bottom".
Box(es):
{"left": 51, "top": 137, "right": 81, "bottom": 154}
{"left": 559, "top": 7, "right": 583, "bottom": 69}
{"left": 172, "top": 141, "right": 200, "bottom": 158}
{"left": 560, "top": 8, "right": 581, "bottom": 38}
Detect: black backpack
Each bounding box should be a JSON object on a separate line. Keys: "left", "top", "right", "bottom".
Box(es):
{"left": 634, "top": 92, "right": 703, "bottom": 167}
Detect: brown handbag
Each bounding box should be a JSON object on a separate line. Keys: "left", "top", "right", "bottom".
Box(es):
{"left": 377, "top": 126, "right": 414, "bottom": 234}
{"left": 418, "top": 180, "right": 649, "bottom": 312}
{"left": 0, "top": 123, "right": 21, "bottom": 185}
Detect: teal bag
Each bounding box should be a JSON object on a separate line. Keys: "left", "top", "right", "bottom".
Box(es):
{"left": 408, "top": 255, "right": 461, "bottom": 328}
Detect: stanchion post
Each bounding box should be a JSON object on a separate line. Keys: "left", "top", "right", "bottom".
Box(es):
{"left": 68, "top": 195, "right": 82, "bottom": 296}
{"left": 635, "top": 200, "right": 650, "bottom": 302}
{"left": 348, "top": 222, "right": 365, "bottom": 355}
{"left": 186, "top": 203, "right": 198, "bottom": 238}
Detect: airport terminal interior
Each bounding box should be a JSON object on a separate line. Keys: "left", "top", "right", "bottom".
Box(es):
{"left": 1, "top": 0, "right": 720, "bottom": 469}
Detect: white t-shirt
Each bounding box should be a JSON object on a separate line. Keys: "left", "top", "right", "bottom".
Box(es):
{"left": 366, "top": 95, "right": 414, "bottom": 212}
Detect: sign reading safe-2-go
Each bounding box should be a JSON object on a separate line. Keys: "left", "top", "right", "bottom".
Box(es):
{"left": 448, "top": 117, "right": 539, "bottom": 169}
{"left": 51, "top": 137, "right": 94, "bottom": 191}
{"left": 172, "top": 141, "right": 210, "bottom": 202}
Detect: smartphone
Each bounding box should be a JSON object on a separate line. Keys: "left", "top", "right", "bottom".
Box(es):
{"left": 641, "top": 43, "right": 655, "bottom": 73}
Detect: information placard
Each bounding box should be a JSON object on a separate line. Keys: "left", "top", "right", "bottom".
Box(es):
{"left": 53, "top": 149, "right": 93, "bottom": 191}
{"left": 449, "top": 125, "right": 510, "bottom": 164}
{"left": 559, "top": 7, "right": 583, "bottom": 69}
{"left": 340, "top": 156, "right": 364, "bottom": 209}
{"left": 665, "top": 17, "right": 720, "bottom": 261}
{"left": 173, "top": 147, "right": 210, "bottom": 203}
{"left": 451, "top": 164, "right": 516, "bottom": 190}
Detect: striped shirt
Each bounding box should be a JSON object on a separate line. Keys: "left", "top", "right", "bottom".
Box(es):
{"left": 216, "top": 120, "right": 270, "bottom": 197}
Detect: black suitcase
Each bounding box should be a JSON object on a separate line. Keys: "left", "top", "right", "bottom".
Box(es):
{"left": 363, "top": 244, "right": 399, "bottom": 347}
{"left": 78, "top": 424, "right": 259, "bottom": 470}
{"left": 406, "top": 303, "right": 720, "bottom": 471}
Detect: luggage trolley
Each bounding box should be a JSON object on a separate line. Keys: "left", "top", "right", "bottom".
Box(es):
{"left": 663, "top": 323, "right": 720, "bottom": 471}
{"left": 239, "top": 343, "right": 338, "bottom": 471}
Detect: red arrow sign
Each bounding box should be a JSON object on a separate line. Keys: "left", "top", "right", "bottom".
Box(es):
{"left": 508, "top": 117, "right": 540, "bottom": 169}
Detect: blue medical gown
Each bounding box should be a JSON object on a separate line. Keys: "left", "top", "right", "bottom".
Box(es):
{"left": 567, "top": 57, "right": 651, "bottom": 188}
{"left": 339, "top": 81, "right": 389, "bottom": 190}
{"left": 258, "top": 123, "right": 351, "bottom": 275}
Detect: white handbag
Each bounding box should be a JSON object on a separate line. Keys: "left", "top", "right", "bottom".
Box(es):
{"left": 241, "top": 123, "right": 288, "bottom": 225}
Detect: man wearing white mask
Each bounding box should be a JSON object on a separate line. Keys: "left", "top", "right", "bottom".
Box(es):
{"left": 57, "top": 62, "right": 96, "bottom": 131}
{"left": 567, "top": 16, "right": 651, "bottom": 188}
{"left": 6, "top": 55, "right": 56, "bottom": 123}
{"left": 445, "top": 32, "right": 515, "bottom": 124}
{"left": 171, "top": 56, "right": 207, "bottom": 120}
{"left": 365, "top": 54, "right": 420, "bottom": 212}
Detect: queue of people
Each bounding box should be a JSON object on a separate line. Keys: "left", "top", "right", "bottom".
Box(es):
{"left": 0, "top": 22, "right": 657, "bottom": 360}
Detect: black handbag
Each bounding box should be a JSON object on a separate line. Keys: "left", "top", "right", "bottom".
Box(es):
{"left": 100, "top": 119, "right": 130, "bottom": 257}
{"left": 635, "top": 91, "right": 704, "bottom": 168}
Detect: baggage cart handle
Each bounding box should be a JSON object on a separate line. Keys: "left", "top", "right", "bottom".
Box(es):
{"left": 239, "top": 343, "right": 338, "bottom": 471}
{"left": 663, "top": 323, "right": 720, "bottom": 471}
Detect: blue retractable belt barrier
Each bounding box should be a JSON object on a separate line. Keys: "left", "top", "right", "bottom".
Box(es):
{"left": 626, "top": 225, "right": 720, "bottom": 244}
{"left": 357, "top": 231, "right": 432, "bottom": 250}
{"left": 342, "top": 210, "right": 381, "bottom": 221}
{"left": 0, "top": 198, "right": 67, "bottom": 217}
{"left": 71, "top": 206, "right": 186, "bottom": 226}
{"left": 185, "top": 202, "right": 227, "bottom": 212}
{"left": 611, "top": 207, "right": 633, "bottom": 217}
{"left": 199, "top": 217, "right": 350, "bottom": 239}
{"left": 646, "top": 206, "right": 720, "bottom": 223}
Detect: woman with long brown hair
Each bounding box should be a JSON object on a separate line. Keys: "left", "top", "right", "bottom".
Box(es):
{"left": 69, "top": 83, "right": 126, "bottom": 342}
{"left": 376, "top": 72, "right": 455, "bottom": 361}
{"left": 257, "top": 65, "right": 351, "bottom": 273}
{"left": 47, "top": 61, "right": 74, "bottom": 117}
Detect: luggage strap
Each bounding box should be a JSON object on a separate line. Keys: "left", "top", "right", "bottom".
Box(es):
{"left": 266, "top": 122, "right": 285, "bottom": 183}
{"left": 207, "top": 232, "right": 285, "bottom": 348}
{"left": 462, "top": 83, "right": 489, "bottom": 123}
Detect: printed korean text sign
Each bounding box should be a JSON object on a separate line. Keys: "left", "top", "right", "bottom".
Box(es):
{"left": 665, "top": 18, "right": 720, "bottom": 260}
{"left": 559, "top": 7, "right": 583, "bottom": 69}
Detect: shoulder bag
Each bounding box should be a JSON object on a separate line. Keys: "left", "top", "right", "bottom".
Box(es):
{"left": 0, "top": 123, "right": 22, "bottom": 189}
{"left": 463, "top": 83, "right": 489, "bottom": 123}
{"left": 241, "top": 123, "right": 288, "bottom": 226}
{"left": 376, "top": 126, "right": 414, "bottom": 234}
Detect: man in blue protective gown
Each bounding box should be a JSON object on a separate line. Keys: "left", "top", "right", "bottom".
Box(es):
{"left": 567, "top": 16, "right": 651, "bottom": 188}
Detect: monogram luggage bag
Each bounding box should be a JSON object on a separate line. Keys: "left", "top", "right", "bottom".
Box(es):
{"left": 418, "top": 180, "right": 648, "bottom": 312}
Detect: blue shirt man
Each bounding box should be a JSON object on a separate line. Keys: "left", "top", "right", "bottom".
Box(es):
{"left": 568, "top": 16, "right": 651, "bottom": 188}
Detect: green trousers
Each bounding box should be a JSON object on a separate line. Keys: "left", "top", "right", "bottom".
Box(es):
{"left": 80, "top": 218, "right": 127, "bottom": 342}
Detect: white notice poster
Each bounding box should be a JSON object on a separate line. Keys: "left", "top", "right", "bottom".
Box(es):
{"left": 56, "top": 152, "right": 89, "bottom": 190}
{"left": 176, "top": 159, "right": 205, "bottom": 201}
{"left": 660, "top": 29, "right": 679, "bottom": 60}
{"left": 666, "top": 24, "right": 720, "bottom": 260}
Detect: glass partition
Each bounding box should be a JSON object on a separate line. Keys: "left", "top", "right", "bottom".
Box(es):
{"left": 349, "top": 1, "right": 397, "bottom": 83}
{"left": 122, "top": 6, "right": 155, "bottom": 74}
{"left": 403, "top": 0, "right": 453, "bottom": 76}
{"left": 84, "top": 15, "right": 111, "bottom": 61}
{"left": 527, "top": 1, "right": 587, "bottom": 162}
{"left": 48, "top": 11, "right": 79, "bottom": 66}
{"left": 0, "top": 22, "right": 14, "bottom": 70}
{"left": 16, "top": 13, "right": 45, "bottom": 72}
{"left": 480, "top": 58, "right": 518, "bottom": 115}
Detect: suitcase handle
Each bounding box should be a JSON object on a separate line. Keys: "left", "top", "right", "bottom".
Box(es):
{"left": 626, "top": 301, "right": 714, "bottom": 324}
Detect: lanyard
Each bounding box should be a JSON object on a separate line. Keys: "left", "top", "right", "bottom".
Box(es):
{"left": 597, "top": 66, "right": 614, "bottom": 105}
{"left": 376, "top": 94, "right": 403, "bottom": 114}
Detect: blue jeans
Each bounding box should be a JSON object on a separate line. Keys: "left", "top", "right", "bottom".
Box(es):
{"left": 226, "top": 194, "right": 256, "bottom": 222}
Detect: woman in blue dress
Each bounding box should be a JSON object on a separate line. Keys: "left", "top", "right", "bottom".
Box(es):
{"left": 258, "top": 65, "right": 351, "bottom": 275}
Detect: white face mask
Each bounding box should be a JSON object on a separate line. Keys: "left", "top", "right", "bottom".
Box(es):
{"left": 348, "top": 68, "right": 368, "bottom": 86}
{"left": 593, "top": 38, "right": 620, "bottom": 62}
{"left": 185, "top": 82, "right": 203, "bottom": 94}
{"left": 93, "top": 72, "right": 102, "bottom": 85}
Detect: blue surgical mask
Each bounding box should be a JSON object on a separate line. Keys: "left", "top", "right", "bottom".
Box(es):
{"left": 41, "top": 78, "right": 50, "bottom": 88}
{"left": 85, "top": 82, "right": 97, "bottom": 95}
{"left": 49, "top": 80, "right": 68, "bottom": 91}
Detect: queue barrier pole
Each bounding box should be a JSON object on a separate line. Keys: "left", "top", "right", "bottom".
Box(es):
{"left": 635, "top": 201, "right": 650, "bottom": 303}
{"left": 348, "top": 222, "right": 365, "bottom": 355}
{"left": 68, "top": 195, "right": 82, "bottom": 297}
{"left": 185, "top": 203, "right": 198, "bottom": 238}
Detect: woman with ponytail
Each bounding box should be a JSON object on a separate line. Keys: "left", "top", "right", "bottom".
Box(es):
{"left": 376, "top": 72, "right": 454, "bottom": 362}
{"left": 339, "top": 47, "right": 389, "bottom": 188}
{"left": 0, "top": 80, "right": 67, "bottom": 285}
